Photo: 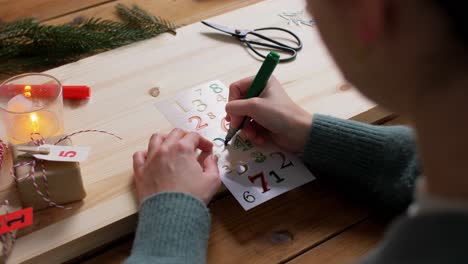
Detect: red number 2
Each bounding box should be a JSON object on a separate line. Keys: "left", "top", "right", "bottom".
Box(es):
{"left": 59, "top": 151, "right": 77, "bottom": 158}
{"left": 248, "top": 172, "right": 270, "bottom": 193}
{"left": 189, "top": 116, "right": 208, "bottom": 130}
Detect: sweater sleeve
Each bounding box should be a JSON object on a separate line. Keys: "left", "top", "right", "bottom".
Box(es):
{"left": 303, "top": 114, "right": 421, "bottom": 213}
{"left": 125, "top": 192, "right": 211, "bottom": 264}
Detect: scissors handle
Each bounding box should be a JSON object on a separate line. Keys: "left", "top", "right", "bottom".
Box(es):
{"left": 244, "top": 41, "right": 297, "bottom": 62}
{"left": 250, "top": 27, "right": 303, "bottom": 50}
{"left": 244, "top": 27, "right": 303, "bottom": 62}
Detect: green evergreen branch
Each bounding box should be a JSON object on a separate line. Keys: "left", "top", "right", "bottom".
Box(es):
{"left": 0, "top": 4, "right": 177, "bottom": 79}
{"left": 115, "top": 4, "right": 177, "bottom": 35}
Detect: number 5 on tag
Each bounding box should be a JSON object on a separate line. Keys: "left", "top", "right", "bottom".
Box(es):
{"left": 33, "top": 144, "right": 91, "bottom": 162}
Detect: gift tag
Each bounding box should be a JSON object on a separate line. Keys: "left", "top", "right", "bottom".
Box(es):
{"left": 0, "top": 207, "right": 33, "bottom": 235}
{"left": 33, "top": 144, "right": 90, "bottom": 162}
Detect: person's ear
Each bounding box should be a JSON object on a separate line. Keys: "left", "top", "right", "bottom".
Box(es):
{"left": 354, "top": 0, "right": 388, "bottom": 48}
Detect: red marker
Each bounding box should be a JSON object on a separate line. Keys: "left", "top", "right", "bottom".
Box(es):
{"left": 0, "top": 84, "right": 90, "bottom": 99}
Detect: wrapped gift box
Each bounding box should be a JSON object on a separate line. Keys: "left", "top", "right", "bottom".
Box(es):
{"left": 11, "top": 138, "right": 86, "bottom": 210}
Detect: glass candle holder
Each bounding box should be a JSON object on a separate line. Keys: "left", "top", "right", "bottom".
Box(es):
{"left": 0, "top": 73, "right": 64, "bottom": 144}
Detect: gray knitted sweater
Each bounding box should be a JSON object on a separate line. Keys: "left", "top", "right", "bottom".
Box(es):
{"left": 125, "top": 114, "right": 468, "bottom": 264}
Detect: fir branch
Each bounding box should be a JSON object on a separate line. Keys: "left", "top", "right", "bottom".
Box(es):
{"left": 115, "top": 4, "right": 177, "bottom": 35}
{"left": 0, "top": 18, "right": 36, "bottom": 41}
{"left": 0, "top": 4, "right": 178, "bottom": 79}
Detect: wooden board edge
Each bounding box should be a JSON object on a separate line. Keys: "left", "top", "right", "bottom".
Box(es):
{"left": 26, "top": 215, "right": 137, "bottom": 264}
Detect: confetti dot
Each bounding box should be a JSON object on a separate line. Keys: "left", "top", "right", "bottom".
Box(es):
{"left": 149, "top": 87, "right": 160, "bottom": 97}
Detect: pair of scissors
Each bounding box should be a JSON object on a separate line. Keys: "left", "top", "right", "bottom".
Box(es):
{"left": 202, "top": 21, "right": 303, "bottom": 62}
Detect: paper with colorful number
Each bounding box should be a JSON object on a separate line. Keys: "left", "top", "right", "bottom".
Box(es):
{"left": 33, "top": 144, "right": 91, "bottom": 162}
{"left": 155, "top": 80, "right": 315, "bottom": 210}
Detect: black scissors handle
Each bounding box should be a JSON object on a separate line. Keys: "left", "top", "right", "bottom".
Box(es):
{"left": 244, "top": 41, "right": 297, "bottom": 62}
{"left": 243, "top": 27, "right": 303, "bottom": 62}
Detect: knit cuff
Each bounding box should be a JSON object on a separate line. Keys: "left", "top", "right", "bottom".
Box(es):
{"left": 304, "top": 114, "right": 389, "bottom": 174}
{"left": 131, "top": 192, "right": 211, "bottom": 261}
{"left": 303, "top": 114, "right": 419, "bottom": 213}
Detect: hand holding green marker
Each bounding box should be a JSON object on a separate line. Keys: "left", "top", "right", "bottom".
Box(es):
{"left": 224, "top": 51, "right": 280, "bottom": 145}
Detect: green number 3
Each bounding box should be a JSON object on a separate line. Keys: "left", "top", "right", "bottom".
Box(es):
{"left": 251, "top": 151, "right": 266, "bottom": 163}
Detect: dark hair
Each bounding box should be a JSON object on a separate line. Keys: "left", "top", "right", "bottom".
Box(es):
{"left": 435, "top": 1, "right": 468, "bottom": 42}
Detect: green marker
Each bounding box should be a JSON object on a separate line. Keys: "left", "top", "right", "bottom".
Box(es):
{"left": 224, "top": 51, "right": 280, "bottom": 145}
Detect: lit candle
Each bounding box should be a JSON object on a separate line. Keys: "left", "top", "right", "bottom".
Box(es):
{"left": 3, "top": 94, "right": 63, "bottom": 144}
{"left": 30, "top": 113, "right": 39, "bottom": 133}
{"left": 1, "top": 74, "right": 65, "bottom": 144}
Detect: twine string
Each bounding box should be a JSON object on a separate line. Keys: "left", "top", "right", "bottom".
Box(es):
{"left": 10, "top": 130, "right": 121, "bottom": 209}
{"left": 9, "top": 134, "right": 67, "bottom": 209}
{"left": 0, "top": 143, "right": 14, "bottom": 262}
{"left": 0, "top": 140, "right": 7, "bottom": 172}
{"left": 54, "top": 130, "right": 122, "bottom": 145}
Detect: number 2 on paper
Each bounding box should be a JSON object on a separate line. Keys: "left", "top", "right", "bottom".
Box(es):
{"left": 188, "top": 116, "right": 208, "bottom": 130}
{"left": 270, "top": 152, "right": 293, "bottom": 169}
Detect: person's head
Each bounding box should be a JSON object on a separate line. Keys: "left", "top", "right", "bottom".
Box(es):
{"left": 306, "top": 1, "right": 468, "bottom": 115}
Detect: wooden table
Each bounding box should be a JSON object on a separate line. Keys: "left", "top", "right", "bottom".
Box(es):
{"left": 0, "top": 1, "right": 408, "bottom": 263}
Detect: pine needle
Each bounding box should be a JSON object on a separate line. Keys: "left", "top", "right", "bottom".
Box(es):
{"left": 0, "top": 4, "right": 178, "bottom": 79}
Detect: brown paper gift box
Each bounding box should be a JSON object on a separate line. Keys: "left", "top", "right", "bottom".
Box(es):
{"left": 11, "top": 138, "right": 86, "bottom": 210}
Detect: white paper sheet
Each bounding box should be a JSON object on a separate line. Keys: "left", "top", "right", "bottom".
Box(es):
{"left": 155, "top": 80, "right": 315, "bottom": 210}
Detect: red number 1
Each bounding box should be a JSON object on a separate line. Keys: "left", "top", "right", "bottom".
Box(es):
{"left": 248, "top": 172, "right": 270, "bottom": 193}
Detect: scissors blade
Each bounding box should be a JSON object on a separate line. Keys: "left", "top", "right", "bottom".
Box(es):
{"left": 201, "top": 21, "right": 240, "bottom": 36}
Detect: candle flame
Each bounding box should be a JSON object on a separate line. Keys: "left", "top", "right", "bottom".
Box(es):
{"left": 30, "top": 113, "right": 39, "bottom": 132}
{"left": 24, "top": 85, "right": 32, "bottom": 98}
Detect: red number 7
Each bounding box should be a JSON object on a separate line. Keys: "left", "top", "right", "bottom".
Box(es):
{"left": 248, "top": 172, "right": 270, "bottom": 193}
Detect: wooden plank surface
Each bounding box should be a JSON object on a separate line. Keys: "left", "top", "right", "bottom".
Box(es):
{"left": 81, "top": 184, "right": 369, "bottom": 264}
{"left": 0, "top": 0, "right": 264, "bottom": 31}
{"left": 206, "top": 184, "right": 368, "bottom": 264}
{"left": 287, "top": 218, "right": 386, "bottom": 264}
{"left": 0, "top": 0, "right": 110, "bottom": 22}
{"left": 0, "top": 0, "right": 389, "bottom": 262}
{"left": 46, "top": 0, "right": 265, "bottom": 26}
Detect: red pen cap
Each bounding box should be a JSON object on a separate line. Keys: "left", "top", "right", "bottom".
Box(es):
{"left": 0, "top": 84, "right": 90, "bottom": 99}
{"left": 62, "top": 86, "right": 90, "bottom": 99}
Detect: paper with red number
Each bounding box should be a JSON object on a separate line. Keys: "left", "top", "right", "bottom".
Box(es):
{"left": 155, "top": 80, "right": 315, "bottom": 210}
{"left": 33, "top": 144, "right": 90, "bottom": 162}
{"left": 0, "top": 207, "right": 33, "bottom": 235}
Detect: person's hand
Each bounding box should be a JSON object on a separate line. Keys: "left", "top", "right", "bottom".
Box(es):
{"left": 226, "top": 76, "right": 312, "bottom": 153}
{"left": 132, "top": 129, "right": 221, "bottom": 205}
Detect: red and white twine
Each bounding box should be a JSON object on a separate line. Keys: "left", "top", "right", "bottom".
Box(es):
{"left": 0, "top": 139, "right": 6, "bottom": 172}
{"left": 10, "top": 130, "right": 121, "bottom": 209}
{"left": 0, "top": 141, "right": 15, "bottom": 261}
